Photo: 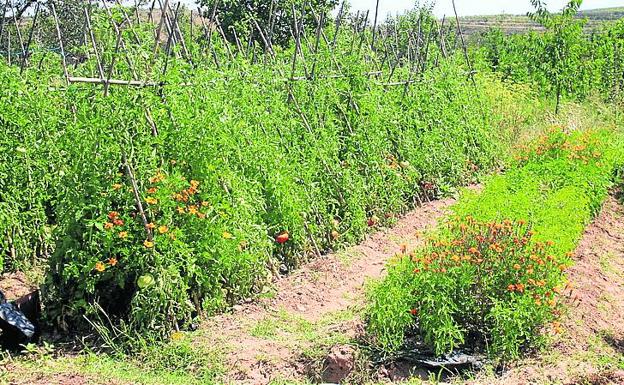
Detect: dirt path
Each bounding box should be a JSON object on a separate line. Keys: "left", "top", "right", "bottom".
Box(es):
{"left": 199, "top": 196, "right": 458, "bottom": 384}
{"left": 202, "top": 194, "right": 624, "bottom": 385}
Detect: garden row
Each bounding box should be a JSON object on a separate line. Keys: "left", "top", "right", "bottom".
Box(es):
{"left": 0, "top": 52, "right": 521, "bottom": 341}
{"left": 0, "top": 2, "right": 623, "bottom": 346}
{"left": 366, "top": 127, "right": 624, "bottom": 359}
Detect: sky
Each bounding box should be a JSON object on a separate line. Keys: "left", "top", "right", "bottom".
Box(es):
{"left": 349, "top": 0, "right": 624, "bottom": 18}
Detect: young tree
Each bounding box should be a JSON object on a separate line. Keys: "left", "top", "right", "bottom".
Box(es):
{"left": 198, "top": 0, "right": 339, "bottom": 48}
{"left": 529, "top": 0, "right": 586, "bottom": 114}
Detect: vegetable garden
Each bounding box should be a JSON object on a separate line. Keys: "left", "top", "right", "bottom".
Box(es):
{"left": 0, "top": 0, "right": 623, "bottom": 383}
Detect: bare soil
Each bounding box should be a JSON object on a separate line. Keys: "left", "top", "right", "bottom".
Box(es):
{"left": 0, "top": 272, "right": 36, "bottom": 301}
{"left": 201, "top": 196, "right": 458, "bottom": 384}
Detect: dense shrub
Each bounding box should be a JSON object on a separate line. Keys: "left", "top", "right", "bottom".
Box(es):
{"left": 366, "top": 128, "right": 624, "bottom": 359}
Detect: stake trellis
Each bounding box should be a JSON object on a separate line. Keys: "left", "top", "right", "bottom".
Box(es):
{"left": 0, "top": 1, "right": 468, "bottom": 92}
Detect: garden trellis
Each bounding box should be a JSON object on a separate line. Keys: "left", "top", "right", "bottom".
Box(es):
{"left": 0, "top": 0, "right": 465, "bottom": 91}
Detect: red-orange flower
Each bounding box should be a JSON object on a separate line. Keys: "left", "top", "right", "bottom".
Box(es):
{"left": 108, "top": 258, "right": 118, "bottom": 266}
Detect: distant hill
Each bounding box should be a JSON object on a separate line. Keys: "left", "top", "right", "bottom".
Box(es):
{"left": 457, "top": 7, "right": 623, "bottom": 35}
{"left": 578, "top": 7, "right": 624, "bottom": 20}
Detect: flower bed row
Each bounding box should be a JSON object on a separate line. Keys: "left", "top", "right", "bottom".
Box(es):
{"left": 366, "top": 128, "right": 624, "bottom": 359}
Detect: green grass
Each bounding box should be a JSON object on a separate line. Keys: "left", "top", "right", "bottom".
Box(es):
{"left": 1, "top": 334, "right": 226, "bottom": 385}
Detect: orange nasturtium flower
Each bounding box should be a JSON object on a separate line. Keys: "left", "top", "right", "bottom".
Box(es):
{"left": 113, "top": 219, "right": 124, "bottom": 227}
{"left": 108, "top": 211, "right": 119, "bottom": 220}
{"left": 146, "top": 223, "right": 156, "bottom": 230}
{"left": 144, "top": 240, "right": 155, "bottom": 248}
{"left": 119, "top": 231, "right": 129, "bottom": 239}
{"left": 158, "top": 226, "right": 169, "bottom": 234}
{"left": 95, "top": 262, "right": 106, "bottom": 272}
{"left": 177, "top": 207, "right": 185, "bottom": 214}
{"left": 513, "top": 264, "right": 521, "bottom": 270}
{"left": 147, "top": 187, "right": 158, "bottom": 194}
{"left": 108, "top": 258, "right": 118, "bottom": 266}
{"left": 188, "top": 206, "right": 199, "bottom": 215}
{"left": 112, "top": 184, "right": 123, "bottom": 191}
{"left": 145, "top": 197, "right": 158, "bottom": 205}
{"left": 104, "top": 222, "right": 114, "bottom": 230}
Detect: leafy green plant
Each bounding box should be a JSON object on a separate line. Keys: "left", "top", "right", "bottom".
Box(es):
{"left": 367, "top": 128, "right": 624, "bottom": 359}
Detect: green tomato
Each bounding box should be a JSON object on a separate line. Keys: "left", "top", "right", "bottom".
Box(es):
{"left": 137, "top": 274, "right": 155, "bottom": 289}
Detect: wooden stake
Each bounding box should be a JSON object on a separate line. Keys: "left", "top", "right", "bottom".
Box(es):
{"left": 122, "top": 152, "right": 153, "bottom": 242}
{"left": 104, "top": 23, "right": 125, "bottom": 96}
{"left": 20, "top": 1, "right": 39, "bottom": 73}
{"left": 371, "top": 0, "right": 380, "bottom": 51}
{"left": 11, "top": 3, "right": 26, "bottom": 62}
{"left": 50, "top": 1, "right": 69, "bottom": 84}
{"left": 331, "top": 0, "right": 345, "bottom": 48}
{"left": 0, "top": 0, "right": 7, "bottom": 49}
{"left": 84, "top": 5, "right": 105, "bottom": 80}
{"left": 152, "top": 0, "right": 170, "bottom": 59}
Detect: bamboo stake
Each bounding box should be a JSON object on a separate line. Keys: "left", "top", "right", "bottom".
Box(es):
{"left": 113, "top": 0, "right": 142, "bottom": 44}
{"left": 452, "top": 0, "right": 475, "bottom": 84}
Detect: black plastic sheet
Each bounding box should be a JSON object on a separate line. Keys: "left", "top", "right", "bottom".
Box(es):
{"left": 0, "top": 289, "right": 38, "bottom": 349}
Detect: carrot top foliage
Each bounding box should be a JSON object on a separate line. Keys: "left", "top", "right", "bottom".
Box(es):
{"left": 366, "top": 128, "right": 624, "bottom": 359}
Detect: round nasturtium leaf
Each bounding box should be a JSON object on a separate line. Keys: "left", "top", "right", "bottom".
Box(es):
{"left": 137, "top": 274, "right": 155, "bottom": 289}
